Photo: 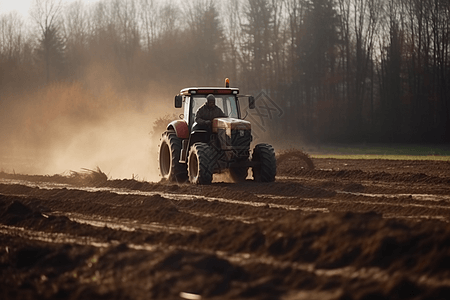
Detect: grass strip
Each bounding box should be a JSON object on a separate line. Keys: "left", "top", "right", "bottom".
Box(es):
{"left": 311, "top": 154, "right": 450, "bottom": 161}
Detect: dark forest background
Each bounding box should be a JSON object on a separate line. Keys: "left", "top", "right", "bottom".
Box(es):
{"left": 1, "top": 0, "right": 449, "bottom": 144}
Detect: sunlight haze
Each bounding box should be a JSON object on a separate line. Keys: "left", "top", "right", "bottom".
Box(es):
{"left": 0, "top": 0, "right": 100, "bottom": 19}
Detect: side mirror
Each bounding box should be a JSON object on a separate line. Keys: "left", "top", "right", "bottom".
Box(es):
{"left": 248, "top": 96, "right": 255, "bottom": 109}
{"left": 175, "top": 95, "right": 182, "bottom": 108}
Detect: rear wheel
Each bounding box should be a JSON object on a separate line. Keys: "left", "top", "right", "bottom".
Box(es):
{"left": 158, "top": 131, "right": 187, "bottom": 182}
{"left": 188, "top": 143, "right": 217, "bottom": 184}
{"left": 252, "top": 143, "right": 276, "bottom": 182}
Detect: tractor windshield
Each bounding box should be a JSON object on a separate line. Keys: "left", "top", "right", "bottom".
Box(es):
{"left": 192, "top": 95, "right": 239, "bottom": 119}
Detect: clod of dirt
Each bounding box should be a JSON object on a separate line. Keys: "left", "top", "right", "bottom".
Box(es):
{"left": 385, "top": 276, "right": 423, "bottom": 299}
{"left": 0, "top": 197, "right": 84, "bottom": 232}
{"left": 342, "top": 182, "right": 365, "bottom": 192}
{"left": 0, "top": 199, "right": 38, "bottom": 225}
{"left": 69, "top": 167, "right": 108, "bottom": 186}
{"left": 151, "top": 250, "right": 246, "bottom": 298}
{"left": 4, "top": 200, "right": 33, "bottom": 216}
{"left": 0, "top": 168, "right": 108, "bottom": 187}
{"left": 14, "top": 246, "right": 52, "bottom": 268}
{"left": 277, "top": 149, "right": 315, "bottom": 176}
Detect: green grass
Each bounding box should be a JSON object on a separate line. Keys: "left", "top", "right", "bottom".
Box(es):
{"left": 307, "top": 144, "right": 450, "bottom": 161}
{"left": 311, "top": 154, "right": 450, "bottom": 161}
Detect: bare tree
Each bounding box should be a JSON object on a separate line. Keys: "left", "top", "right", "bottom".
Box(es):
{"left": 158, "top": 1, "right": 180, "bottom": 38}
{"left": 0, "top": 12, "right": 25, "bottom": 61}
{"left": 112, "top": 0, "right": 140, "bottom": 60}
{"left": 183, "top": 0, "right": 225, "bottom": 83}
{"left": 242, "top": 0, "right": 274, "bottom": 91}
{"left": 139, "top": 0, "right": 159, "bottom": 51}
{"left": 0, "top": 11, "right": 35, "bottom": 93}
{"left": 62, "top": 0, "right": 88, "bottom": 78}
{"left": 62, "top": 0, "right": 88, "bottom": 47}
{"left": 30, "top": 0, "right": 64, "bottom": 83}
{"left": 348, "top": 0, "right": 381, "bottom": 136}
{"left": 222, "top": 0, "right": 244, "bottom": 82}
{"left": 30, "top": 0, "right": 63, "bottom": 35}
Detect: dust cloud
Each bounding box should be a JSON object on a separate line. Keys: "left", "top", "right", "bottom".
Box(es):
{"left": 0, "top": 66, "right": 175, "bottom": 182}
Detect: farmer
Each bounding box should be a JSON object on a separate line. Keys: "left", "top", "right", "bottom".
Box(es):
{"left": 195, "top": 94, "right": 226, "bottom": 127}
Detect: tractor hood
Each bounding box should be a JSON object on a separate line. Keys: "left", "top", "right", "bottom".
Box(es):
{"left": 212, "top": 118, "right": 251, "bottom": 134}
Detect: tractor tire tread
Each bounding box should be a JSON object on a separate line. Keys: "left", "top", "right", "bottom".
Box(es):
{"left": 252, "top": 143, "right": 276, "bottom": 182}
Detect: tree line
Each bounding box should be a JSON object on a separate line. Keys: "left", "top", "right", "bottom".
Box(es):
{"left": 1, "top": 0, "right": 449, "bottom": 144}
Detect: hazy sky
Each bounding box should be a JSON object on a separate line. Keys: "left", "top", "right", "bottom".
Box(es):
{"left": 0, "top": 0, "right": 100, "bottom": 19}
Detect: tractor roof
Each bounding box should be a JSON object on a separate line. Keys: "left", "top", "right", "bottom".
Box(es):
{"left": 180, "top": 87, "right": 239, "bottom": 96}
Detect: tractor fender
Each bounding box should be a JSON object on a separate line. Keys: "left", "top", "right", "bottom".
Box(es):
{"left": 167, "top": 120, "right": 189, "bottom": 139}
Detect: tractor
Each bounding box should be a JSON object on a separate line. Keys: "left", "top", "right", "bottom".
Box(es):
{"left": 158, "top": 79, "right": 276, "bottom": 184}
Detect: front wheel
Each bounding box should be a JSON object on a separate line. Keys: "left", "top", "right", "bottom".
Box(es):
{"left": 188, "top": 143, "right": 217, "bottom": 184}
{"left": 251, "top": 143, "right": 276, "bottom": 182}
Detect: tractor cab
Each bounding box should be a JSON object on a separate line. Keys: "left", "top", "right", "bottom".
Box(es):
{"left": 175, "top": 87, "right": 250, "bottom": 163}
{"left": 176, "top": 87, "right": 241, "bottom": 131}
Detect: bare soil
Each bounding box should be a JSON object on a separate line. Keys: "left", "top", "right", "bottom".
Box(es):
{"left": 1, "top": 157, "right": 450, "bottom": 300}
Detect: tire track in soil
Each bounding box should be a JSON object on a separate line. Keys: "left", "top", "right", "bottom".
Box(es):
{"left": 50, "top": 211, "right": 203, "bottom": 234}
{"left": 2, "top": 178, "right": 450, "bottom": 223}
{"left": 4, "top": 181, "right": 448, "bottom": 229}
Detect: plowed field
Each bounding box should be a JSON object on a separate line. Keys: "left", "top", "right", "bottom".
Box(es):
{"left": 1, "top": 157, "right": 450, "bottom": 300}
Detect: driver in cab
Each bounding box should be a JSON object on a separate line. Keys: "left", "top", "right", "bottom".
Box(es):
{"left": 194, "top": 94, "right": 226, "bottom": 130}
